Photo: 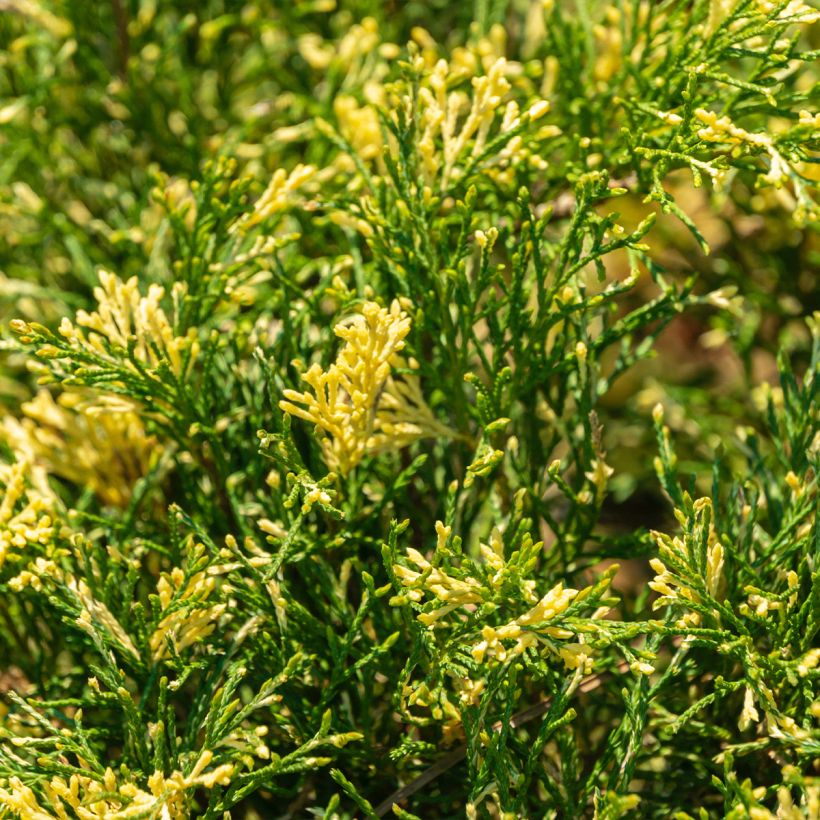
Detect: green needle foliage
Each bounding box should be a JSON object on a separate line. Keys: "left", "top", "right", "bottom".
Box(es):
{"left": 0, "top": 0, "right": 818, "bottom": 817}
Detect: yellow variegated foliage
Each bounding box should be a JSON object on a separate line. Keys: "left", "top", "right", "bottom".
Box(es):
{"left": 150, "top": 563, "right": 227, "bottom": 661}
{"left": 280, "top": 300, "right": 452, "bottom": 474}
{"left": 705, "top": 0, "right": 818, "bottom": 36}
{"left": 0, "top": 457, "right": 58, "bottom": 570}
{"left": 394, "top": 521, "right": 611, "bottom": 674}
{"left": 57, "top": 270, "right": 198, "bottom": 378}
{"left": 649, "top": 496, "right": 725, "bottom": 628}
{"left": 317, "top": 24, "right": 555, "bottom": 203}
{"left": 236, "top": 163, "right": 316, "bottom": 232}
{"left": 754, "top": 0, "right": 819, "bottom": 21}
{"left": 0, "top": 750, "right": 233, "bottom": 820}
{"left": 416, "top": 55, "right": 554, "bottom": 191}
{"left": 10, "top": 552, "right": 140, "bottom": 661}
{"left": 2, "top": 389, "right": 161, "bottom": 507}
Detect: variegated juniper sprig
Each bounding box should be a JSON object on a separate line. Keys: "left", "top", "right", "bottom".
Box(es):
{"left": 0, "top": 1, "right": 818, "bottom": 817}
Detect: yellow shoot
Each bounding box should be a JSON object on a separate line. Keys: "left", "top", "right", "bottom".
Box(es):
{"left": 58, "top": 270, "right": 198, "bottom": 378}
{"left": 649, "top": 497, "right": 724, "bottom": 628}
{"left": 0, "top": 457, "right": 56, "bottom": 571}
{"left": 0, "top": 751, "right": 233, "bottom": 820}
{"left": 394, "top": 521, "right": 609, "bottom": 673}
{"left": 280, "top": 301, "right": 451, "bottom": 474}
{"left": 237, "top": 163, "right": 316, "bottom": 232}
{"left": 150, "top": 565, "right": 227, "bottom": 661}
{"left": 2, "top": 389, "right": 161, "bottom": 508}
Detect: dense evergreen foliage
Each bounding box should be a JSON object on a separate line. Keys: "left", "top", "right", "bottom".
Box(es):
{"left": 0, "top": 1, "right": 818, "bottom": 817}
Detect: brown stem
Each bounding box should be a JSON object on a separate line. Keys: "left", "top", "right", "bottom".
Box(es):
{"left": 110, "top": 0, "right": 129, "bottom": 78}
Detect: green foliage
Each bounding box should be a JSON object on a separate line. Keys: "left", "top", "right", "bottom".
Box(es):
{"left": 0, "top": 0, "right": 818, "bottom": 817}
